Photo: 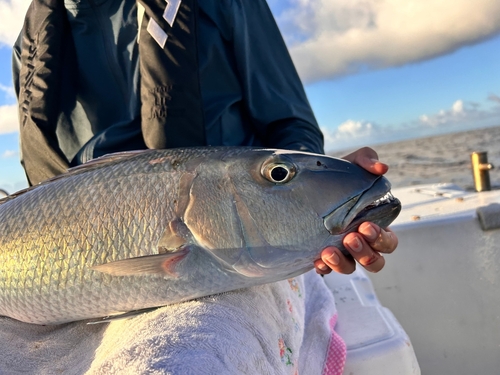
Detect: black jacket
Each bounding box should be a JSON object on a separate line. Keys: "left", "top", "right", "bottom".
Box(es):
{"left": 13, "top": 0, "right": 324, "bottom": 185}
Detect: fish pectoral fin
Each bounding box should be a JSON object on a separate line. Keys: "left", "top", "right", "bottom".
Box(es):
{"left": 86, "top": 307, "right": 160, "bottom": 324}
{"left": 158, "top": 219, "right": 191, "bottom": 252}
{"left": 91, "top": 249, "right": 188, "bottom": 277}
{"left": 230, "top": 248, "right": 271, "bottom": 278}
{"left": 232, "top": 262, "right": 266, "bottom": 278}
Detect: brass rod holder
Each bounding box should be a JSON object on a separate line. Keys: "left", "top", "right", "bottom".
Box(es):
{"left": 471, "top": 152, "right": 494, "bottom": 192}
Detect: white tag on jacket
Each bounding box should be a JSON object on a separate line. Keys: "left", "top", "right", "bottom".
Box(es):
{"left": 163, "top": 0, "right": 181, "bottom": 27}
{"left": 137, "top": 3, "right": 145, "bottom": 43}
{"left": 147, "top": 18, "right": 168, "bottom": 48}
{"left": 137, "top": 0, "right": 182, "bottom": 47}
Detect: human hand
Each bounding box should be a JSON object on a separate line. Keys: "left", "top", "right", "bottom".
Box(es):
{"left": 314, "top": 147, "right": 399, "bottom": 274}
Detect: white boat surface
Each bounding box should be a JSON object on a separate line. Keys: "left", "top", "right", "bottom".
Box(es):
{"left": 366, "top": 183, "right": 500, "bottom": 374}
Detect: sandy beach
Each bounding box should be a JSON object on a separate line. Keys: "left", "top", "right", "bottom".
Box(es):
{"left": 330, "top": 125, "right": 500, "bottom": 190}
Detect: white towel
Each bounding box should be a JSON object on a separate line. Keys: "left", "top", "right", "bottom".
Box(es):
{"left": 0, "top": 271, "right": 345, "bottom": 375}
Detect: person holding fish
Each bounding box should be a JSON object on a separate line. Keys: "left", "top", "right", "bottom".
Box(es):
{"left": 8, "top": 0, "right": 398, "bottom": 373}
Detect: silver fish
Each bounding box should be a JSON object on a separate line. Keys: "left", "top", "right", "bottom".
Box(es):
{"left": 0, "top": 147, "right": 400, "bottom": 324}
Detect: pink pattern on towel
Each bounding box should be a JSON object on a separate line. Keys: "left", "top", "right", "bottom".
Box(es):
{"left": 322, "top": 314, "right": 346, "bottom": 375}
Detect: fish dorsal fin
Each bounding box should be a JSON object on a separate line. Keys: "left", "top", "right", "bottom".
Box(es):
{"left": 91, "top": 249, "right": 189, "bottom": 277}
{"left": 66, "top": 150, "right": 150, "bottom": 174}
{"left": 0, "top": 187, "right": 32, "bottom": 205}
{"left": 44, "top": 150, "right": 153, "bottom": 183}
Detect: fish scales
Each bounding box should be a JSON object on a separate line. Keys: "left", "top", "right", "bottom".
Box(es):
{"left": 0, "top": 147, "right": 401, "bottom": 324}
{"left": 0, "top": 149, "right": 231, "bottom": 324}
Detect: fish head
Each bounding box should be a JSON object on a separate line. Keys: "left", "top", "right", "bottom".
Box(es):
{"left": 182, "top": 148, "right": 401, "bottom": 279}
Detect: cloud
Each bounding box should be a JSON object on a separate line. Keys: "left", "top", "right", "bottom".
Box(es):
{"left": 275, "top": 0, "right": 500, "bottom": 82}
{"left": 488, "top": 94, "right": 500, "bottom": 104}
{"left": 0, "top": 0, "right": 30, "bottom": 47}
{"left": 452, "top": 100, "right": 464, "bottom": 114}
{"left": 323, "top": 95, "right": 500, "bottom": 151}
{"left": 322, "top": 120, "right": 381, "bottom": 151}
{"left": 0, "top": 104, "right": 19, "bottom": 134}
{"left": 337, "top": 120, "right": 376, "bottom": 138}
{"left": 419, "top": 99, "right": 499, "bottom": 127}
{"left": 0, "top": 84, "right": 15, "bottom": 101}
{"left": 2, "top": 0, "right": 499, "bottom": 85}
{"left": 1, "top": 149, "right": 17, "bottom": 158}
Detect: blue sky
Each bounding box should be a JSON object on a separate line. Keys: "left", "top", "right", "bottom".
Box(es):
{"left": 1, "top": 0, "right": 500, "bottom": 193}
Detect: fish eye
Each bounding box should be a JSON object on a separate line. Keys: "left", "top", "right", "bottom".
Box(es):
{"left": 262, "top": 162, "right": 296, "bottom": 184}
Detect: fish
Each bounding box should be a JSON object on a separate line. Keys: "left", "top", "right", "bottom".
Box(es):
{"left": 0, "top": 147, "right": 401, "bottom": 325}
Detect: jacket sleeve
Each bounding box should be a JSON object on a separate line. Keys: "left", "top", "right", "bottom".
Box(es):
{"left": 12, "top": 34, "right": 21, "bottom": 99}
{"left": 12, "top": 0, "right": 73, "bottom": 186}
{"left": 230, "top": 0, "right": 324, "bottom": 154}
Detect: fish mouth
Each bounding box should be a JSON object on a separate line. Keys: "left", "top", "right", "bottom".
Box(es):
{"left": 324, "top": 177, "right": 401, "bottom": 234}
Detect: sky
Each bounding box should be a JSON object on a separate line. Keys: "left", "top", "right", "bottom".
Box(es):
{"left": 0, "top": 0, "right": 500, "bottom": 193}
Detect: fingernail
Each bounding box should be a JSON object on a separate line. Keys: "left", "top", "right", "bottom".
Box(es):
{"left": 364, "top": 224, "right": 377, "bottom": 240}
{"left": 347, "top": 237, "right": 362, "bottom": 252}
{"left": 370, "top": 158, "right": 387, "bottom": 168}
{"left": 327, "top": 253, "right": 340, "bottom": 266}
{"left": 317, "top": 263, "right": 329, "bottom": 271}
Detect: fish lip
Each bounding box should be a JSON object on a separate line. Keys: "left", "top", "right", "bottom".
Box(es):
{"left": 344, "top": 196, "right": 401, "bottom": 232}
{"left": 323, "top": 177, "right": 401, "bottom": 234}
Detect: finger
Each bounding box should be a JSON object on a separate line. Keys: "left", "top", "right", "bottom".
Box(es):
{"left": 314, "top": 259, "right": 332, "bottom": 275}
{"left": 316, "top": 247, "right": 356, "bottom": 275}
{"left": 358, "top": 222, "right": 398, "bottom": 254}
{"left": 356, "top": 156, "right": 388, "bottom": 175}
{"left": 366, "top": 159, "right": 389, "bottom": 175}
{"left": 342, "top": 147, "right": 388, "bottom": 175}
{"left": 342, "top": 147, "right": 379, "bottom": 163}
{"left": 343, "top": 233, "right": 386, "bottom": 273}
